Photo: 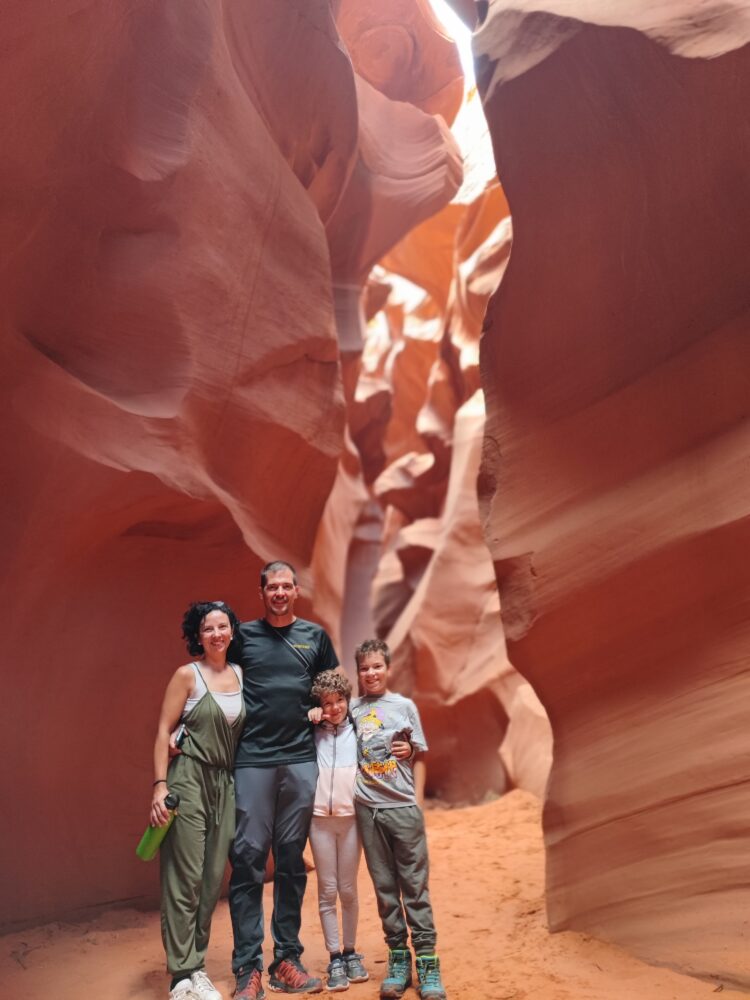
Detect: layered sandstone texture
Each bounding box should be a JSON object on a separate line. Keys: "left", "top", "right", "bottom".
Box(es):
{"left": 316, "top": 69, "right": 552, "bottom": 803}
{"left": 1, "top": 0, "right": 353, "bottom": 927}
{"left": 475, "top": 0, "right": 750, "bottom": 986}
{"left": 1, "top": 0, "right": 484, "bottom": 928}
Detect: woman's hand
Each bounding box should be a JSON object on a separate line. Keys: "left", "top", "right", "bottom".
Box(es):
{"left": 168, "top": 727, "right": 186, "bottom": 758}
{"left": 391, "top": 739, "right": 414, "bottom": 761}
{"left": 308, "top": 707, "right": 323, "bottom": 724}
{"left": 150, "top": 784, "right": 172, "bottom": 827}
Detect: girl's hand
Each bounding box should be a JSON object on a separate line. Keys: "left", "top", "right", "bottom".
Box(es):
{"left": 308, "top": 707, "right": 323, "bottom": 724}
{"left": 150, "top": 785, "right": 172, "bottom": 827}
{"left": 391, "top": 739, "right": 414, "bottom": 761}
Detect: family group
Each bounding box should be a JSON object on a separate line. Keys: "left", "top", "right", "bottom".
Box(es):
{"left": 148, "top": 561, "right": 446, "bottom": 1000}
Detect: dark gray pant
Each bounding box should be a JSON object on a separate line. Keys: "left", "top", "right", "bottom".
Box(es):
{"left": 355, "top": 802, "right": 436, "bottom": 953}
{"left": 229, "top": 761, "right": 318, "bottom": 974}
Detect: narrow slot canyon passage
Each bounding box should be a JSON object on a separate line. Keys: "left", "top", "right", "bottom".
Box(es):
{"left": 1, "top": 2, "right": 749, "bottom": 999}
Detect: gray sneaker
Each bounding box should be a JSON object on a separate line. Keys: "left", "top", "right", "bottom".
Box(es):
{"left": 326, "top": 957, "right": 349, "bottom": 992}
{"left": 343, "top": 953, "right": 369, "bottom": 984}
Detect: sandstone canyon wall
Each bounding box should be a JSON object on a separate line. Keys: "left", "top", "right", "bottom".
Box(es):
{"left": 1, "top": 0, "right": 491, "bottom": 927}
{"left": 321, "top": 79, "right": 552, "bottom": 802}
{"left": 475, "top": 0, "right": 750, "bottom": 986}
{"left": 1, "top": 0, "right": 356, "bottom": 927}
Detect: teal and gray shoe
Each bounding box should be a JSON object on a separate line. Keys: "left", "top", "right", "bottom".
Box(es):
{"left": 379, "top": 949, "right": 412, "bottom": 999}
{"left": 415, "top": 955, "right": 446, "bottom": 1000}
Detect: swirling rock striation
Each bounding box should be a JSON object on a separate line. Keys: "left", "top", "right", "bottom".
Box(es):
{"left": 1, "top": 0, "right": 348, "bottom": 926}
{"left": 476, "top": 0, "right": 750, "bottom": 984}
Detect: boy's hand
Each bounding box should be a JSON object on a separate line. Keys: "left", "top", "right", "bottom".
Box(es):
{"left": 308, "top": 707, "right": 323, "bottom": 724}
{"left": 392, "top": 739, "right": 414, "bottom": 761}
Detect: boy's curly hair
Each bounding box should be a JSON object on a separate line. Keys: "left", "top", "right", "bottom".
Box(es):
{"left": 311, "top": 669, "right": 352, "bottom": 704}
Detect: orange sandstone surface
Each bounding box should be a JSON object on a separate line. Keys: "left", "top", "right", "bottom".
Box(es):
{"left": 2, "top": 792, "right": 744, "bottom": 1000}
{"left": 475, "top": 0, "right": 750, "bottom": 987}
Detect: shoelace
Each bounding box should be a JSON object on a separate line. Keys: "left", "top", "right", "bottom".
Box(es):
{"left": 419, "top": 962, "right": 442, "bottom": 989}
{"left": 277, "top": 961, "right": 309, "bottom": 988}
{"left": 235, "top": 969, "right": 262, "bottom": 998}
{"left": 388, "top": 956, "right": 410, "bottom": 978}
{"left": 193, "top": 971, "right": 213, "bottom": 991}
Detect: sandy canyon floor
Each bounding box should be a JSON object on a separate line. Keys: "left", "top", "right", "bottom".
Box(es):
{"left": 1, "top": 791, "right": 743, "bottom": 1000}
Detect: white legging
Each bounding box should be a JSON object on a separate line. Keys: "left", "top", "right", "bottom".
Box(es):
{"left": 308, "top": 814, "right": 362, "bottom": 954}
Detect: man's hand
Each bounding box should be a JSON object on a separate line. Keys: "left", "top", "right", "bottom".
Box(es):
{"left": 308, "top": 707, "right": 323, "bottom": 724}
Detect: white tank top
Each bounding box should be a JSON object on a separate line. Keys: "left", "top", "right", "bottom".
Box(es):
{"left": 182, "top": 662, "right": 243, "bottom": 724}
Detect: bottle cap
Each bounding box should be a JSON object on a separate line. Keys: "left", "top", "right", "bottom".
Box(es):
{"left": 164, "top": 792, "right": 180, "bottom": 810}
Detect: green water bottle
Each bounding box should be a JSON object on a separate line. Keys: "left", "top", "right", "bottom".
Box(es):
{"left": 136, "top": 792, "right": 180, "bottom": 861}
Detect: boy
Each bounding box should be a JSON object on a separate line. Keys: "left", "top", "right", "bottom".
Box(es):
{"left": 351, "top": 639, "right": 447, "bottom": 1000}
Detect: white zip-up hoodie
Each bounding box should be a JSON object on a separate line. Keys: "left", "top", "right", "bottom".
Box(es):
{"left": 312, "top": 718, "right": 357, "bottom": 817}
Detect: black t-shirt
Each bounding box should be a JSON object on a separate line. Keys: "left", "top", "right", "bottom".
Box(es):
{"left": 233, "top": 617, "right": 339, "bottom": 767}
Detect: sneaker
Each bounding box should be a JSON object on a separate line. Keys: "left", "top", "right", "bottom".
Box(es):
{"left": 233, "top": 969, "right": 265, "bottom": 1000}
{"left": 268, "top": 958, "right": 322, "bottom": 994}
{"left": 415, "top": 955, "right": 446, "bottom": 1000}
{"left": 191, "top": 970, "right": 222, "bottom": 1000}
{"left": 170, "top": 980, "right": 199, "bottom": 1000}
{"left": 326, "top": 957, "right": 349, "bottom": 992}
{"left": 343, "top": 953, "right": 369, "bottom": 984}
{"left": 379, "top": 949, "right": 412, "bottom": 999}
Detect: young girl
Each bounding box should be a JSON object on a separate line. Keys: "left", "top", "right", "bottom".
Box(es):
{"left": 150, "top": 601, "right": 245, "bottom": 1000}
{"left": 307, "top": 670, "right": 369, "bottom": 991}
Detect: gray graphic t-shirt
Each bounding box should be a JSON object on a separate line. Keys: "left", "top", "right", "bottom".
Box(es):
{"left": 351, "top": 692, "right": 428, "bottom": 808}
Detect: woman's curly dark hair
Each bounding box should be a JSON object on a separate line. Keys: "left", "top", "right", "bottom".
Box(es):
{"left": 311, "top": 669, "right": 352, "bottom": 705}
{"left": 181, "top": 601, "right": 240, "bottom": 657}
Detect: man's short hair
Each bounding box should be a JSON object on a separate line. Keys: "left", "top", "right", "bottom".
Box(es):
{"left": 354, "top": 637, "right": 391, "bottom": 668}
{"left": 260, "top": 560, "right": 298, "bottom": 588}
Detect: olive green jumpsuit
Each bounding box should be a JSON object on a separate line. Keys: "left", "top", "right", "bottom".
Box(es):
{"left": 160, "top": 665, "right": 245, "bottom": 976}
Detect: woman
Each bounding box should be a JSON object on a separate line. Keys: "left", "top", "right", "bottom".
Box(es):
{"left": 150, "top": 601, "right": 245, "bottom": 1000}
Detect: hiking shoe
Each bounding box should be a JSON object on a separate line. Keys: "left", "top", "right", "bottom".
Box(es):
{"left": 379, "top": 949, "right": 412, "bottom": 999}
{"left": 415, "top": 955, "right": 446, "bottom": 1000}
{"left": 233, "top": 969, "right": 265, "bottom": 1000}
{"left": 326, "top": 957, "right": 349, "bottom": 992}
{"left": 170, "top": 980, "right": 199, "bottom": 1000}
{"left": 191, "top": 970, "right": 222, "bottom": 1000}
{"left": 268, "top": 958, "right": 322, "bottom": 994}
{"left": 343, "top": 953, "right": 369, "bottom": 983}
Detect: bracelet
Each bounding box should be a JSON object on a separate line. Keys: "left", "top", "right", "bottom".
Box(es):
{"left": 153, "top": 779, "right": 167, "bottom": 786}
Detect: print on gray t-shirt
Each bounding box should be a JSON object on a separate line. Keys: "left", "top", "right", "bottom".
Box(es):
{"left": 351, "top": 692, "right": 428, "bottom": 809}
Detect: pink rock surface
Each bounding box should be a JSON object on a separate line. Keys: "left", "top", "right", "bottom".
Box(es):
{"left": 337, "top": 0, "right": 465, "bottom": 123}
{"left": 1, "top": 0, "right": 348, "bottom": 926}
{"left": 323, "top": 60, "right": 551, "bottom": 803}
{"left": 326, "top": 74, "right": 462, "bottom": 339}
{"left": 476, "top": 0, "right": 750, "bottom": 983}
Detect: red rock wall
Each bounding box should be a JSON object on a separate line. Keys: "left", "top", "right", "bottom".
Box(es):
{"left": 324, "top": 95, "right": 552, "bottom": 801}
{"left": 0, "top": 0, "right": 478, "bottom": 928}
{"left": 1, "top": 0, "right": 352, "bottom": 927}
{"left": 1, "top": 0, "right": 555, "bottom": 929}
{"left": 476, "top": 0, "right": 750, "bottom": 984}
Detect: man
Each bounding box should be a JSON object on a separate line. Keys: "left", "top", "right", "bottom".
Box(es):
{"left": 230, "top": 561, "right": 339, "bottom": 999}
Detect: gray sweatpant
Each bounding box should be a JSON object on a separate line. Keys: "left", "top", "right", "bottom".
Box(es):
{"left": 308, "top": 814, "right": 361, "bottom": 953}
{"left": 229, "top": 761, "right": 318, "bottom": 973}
{"left": 355, "top": 802, "right": 436, "bottom": 953}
